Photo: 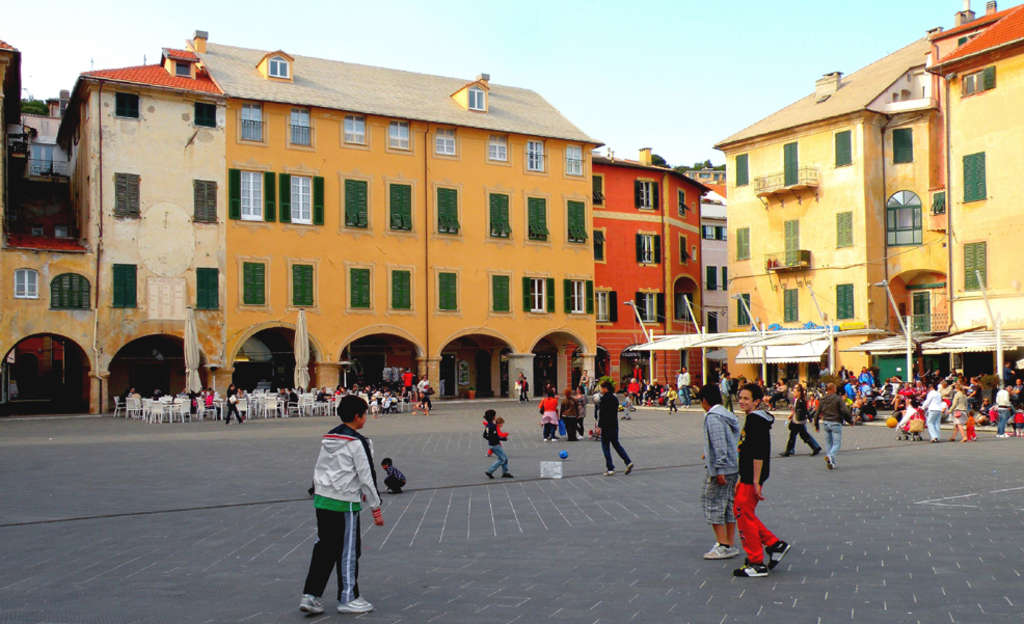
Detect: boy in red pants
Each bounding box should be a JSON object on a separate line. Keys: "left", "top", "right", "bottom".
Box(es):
{"left": 733, "top": 383, "right": 790, "bottom": 577}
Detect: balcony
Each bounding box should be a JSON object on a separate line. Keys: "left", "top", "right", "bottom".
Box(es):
{"left": 754, "top": 167, "right": 820, "bottom": 198}
{"left": 240, "top": 119, "right": 263, "bottom": 141}
{"left": 26, "top": 159, "right": 70, "bottom": 178}
{"left": 765, "top": 249, "right": 812, "bottom": 272}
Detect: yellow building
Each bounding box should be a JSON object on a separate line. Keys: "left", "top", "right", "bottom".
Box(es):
{"left": 190, "top": 32, "right": 600, "bottom": 397}
{"left": 715, "top": 38, "right": 950, "bottom": 382}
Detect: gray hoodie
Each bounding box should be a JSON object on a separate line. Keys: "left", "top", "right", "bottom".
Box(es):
{"left": 703, "top": 403, "right": 740, "bottom": 476}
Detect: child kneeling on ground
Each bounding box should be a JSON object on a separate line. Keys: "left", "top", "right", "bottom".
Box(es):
{"left": 382, "top": 457, "right": 407, "bottom": 493}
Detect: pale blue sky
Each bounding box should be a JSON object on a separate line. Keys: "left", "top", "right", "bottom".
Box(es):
{"left": 9, "top": 0, "right": 979, "bottom": 165}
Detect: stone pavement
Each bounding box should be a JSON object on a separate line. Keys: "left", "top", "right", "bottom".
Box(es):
{"left": 0, "top": 402, "right": 1021, "bottom": 623}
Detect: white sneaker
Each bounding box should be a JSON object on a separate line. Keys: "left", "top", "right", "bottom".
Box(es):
{"left": 703, "top": 544, "right": 735, "bottom": 560}
{"left": 603, "top": 470, "right": 615, "bottom": 476}
{"left": 299, "top": 594, "right": 324, "bottom": 614}
{"left": 337, "top": 597, "right": 374, "bottom": 613}
{"left": 724, "top": 545, "right": 741, "bottom": 558}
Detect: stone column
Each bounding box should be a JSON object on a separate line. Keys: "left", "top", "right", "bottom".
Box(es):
{"left": 580, "top": 352, "right": 597, "bottom": 380}
{"left": 556, "top": 347, "right": 570, "bottom": 392}
{"left": 314, "top": 362, "right": 341, "bottom": 389}
{"left": 212, "top": 367, "right": 234, "bottom": 395}
{"left": 90, "top": 371, "right": 108, "bottom": 415}
{"left": 506, "top": 353, "right": 535, "bottom": 398}
{"left": 417, "top": 357, "right": 440, "bottom": 386}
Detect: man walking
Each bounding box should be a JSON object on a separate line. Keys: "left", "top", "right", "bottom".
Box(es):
{"left": 699, "top": 384, "right": 740, "bottom": 560}
{"left": 995, "top": 383, "right": 1013, "bottom": 438}
{"left": 719, "top": 372, "right": 733, "bottom": 411}
{"left": 814, "top": 383, "right": 852, "bottom": 469}
{"left": 597, "top": 381, "right": 634, "bottom": 476}
{"left": 678, "top": 367, "right": 692, "bottom": 407}
{"left": 922, "top": 381, "right": 948, "bottom": 442}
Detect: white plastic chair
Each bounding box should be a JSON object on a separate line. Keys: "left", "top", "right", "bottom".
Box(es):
{"left": 126, "top": 397, "right": 142, "bottom": 420}
{"left": 112, "top": 396, "right": 125, "bottom": 418}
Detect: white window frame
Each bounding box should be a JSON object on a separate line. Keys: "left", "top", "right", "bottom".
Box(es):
{"left": 640, "top": 292, "right": 657, "bottom": 323}
{"left": 175, "top": 62, "right": 191, "bottom": 77}
{"left": 240, "top": 171, "right": 263, "bottom": 221}
{"left": 291, "top": 175, "right": 312, "bottom": 224}
{"left": 526, "top": 140, "right": 545, "bottom": 172}
{"left": 344, "top": 115, "right": 365, "bottom": 144}
{"left": 468, "top": 87, "right": 486, "bottom": 111}
{"left": 14, "top": 268, "right": 39, "bottom": 299}
{"left": 564, "top": 145, "right": 583, "bottom": 176}
{"left": 638, "top": 181, "right": 655, "bottom": 209}
{"left": 268, "top": 56, "right": 290, "bottom": 78}
{"left": 435, "top": 128, "right": 456, "bottom": 156}
{"left": 290, "top": 108, "right": 311, "bottom": 145}
{"left": 488, "top": 135, "right": 508, "bottom": 162}
{"left": 640, "top": 234, "right": 655, "bottom": 264}
{"left": 596, "top": 291, "right": 610, "bottom": 321}
{"left": 389, "top": 121, "right": 410, "bottom": 150}
{"left": 240, "top": 104, "right": 262, "bottom": 141}
{"left": 530, "top": 278, "right": 546, "bottom": 313}
{"left": 570, "top": 280, "right": 586, "bottom": 313}
{"left": 702, "top": 225, "right": 715, "bottom": 240}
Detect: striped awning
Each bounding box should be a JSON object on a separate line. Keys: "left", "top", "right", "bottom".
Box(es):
{"left": 921, "top": 329, "right": 1024, "bottom": 354}
{"left": 736, "top": 339, "right": 831, "bottom": 364}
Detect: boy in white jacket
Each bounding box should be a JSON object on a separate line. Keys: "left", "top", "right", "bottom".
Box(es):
{"left": 300, "top": 395, "right": 384, "bottom": 615}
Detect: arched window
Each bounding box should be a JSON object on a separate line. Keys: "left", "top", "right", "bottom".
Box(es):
{"left": 268, "top": 56, "right": 289, "bottom": 78}
{"left": 886, "top": 190, "right": 922, "bottom": 246}
{"left": 50, "top": 273, "right": 91, "bottom": 309}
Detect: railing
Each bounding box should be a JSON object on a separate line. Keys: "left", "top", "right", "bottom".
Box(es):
{"left": 27, "top": 159, "right": 70, "bottom": 177}
{"left": 754, "top": 167, "right": 820, "bottom": 195}
{"left": 290, "top": 124, "right": 311, "bottom": 146}
{"left": 911, "top": 314, "right": 931, "bottom": 333}
{"left": 593, "top": 191, "right": 604, "bottom": 204}
{"left": 765, "top": 249, "right": 812, "bottom": 272}
{"left": 565, "top": 158, "right": 583, "bottom": 176}
{"left": 240, "top": 119, "right": 263, "bottom": 141}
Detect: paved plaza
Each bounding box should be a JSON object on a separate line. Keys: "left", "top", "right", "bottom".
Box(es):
{"left": 0, "top": 402, "right": 1021, "bottom": 624}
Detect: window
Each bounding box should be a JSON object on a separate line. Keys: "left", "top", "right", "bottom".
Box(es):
{"left": 526, "top": 140, "right": 545, "bottom": 171}
{"left": 176, "top": 62, "right": 191, "bottom": 77}
{"left": 677, "top": 190, "right": 687, "bottom": 217}
{"left": 892, "top": 128, "right": 913, "bottom": 164}
{"left": 389, "top": 184, "right": 412, "bottom": 231}
{"left": 240, "top": 104, "right": 262, "bottom": 141}
{"left": 344, "top": 115, "right": 365, "bottom": 144}
{"left": 115, "top": 93, "right": 139, "bottom": 118}
{"left": 565, "top": 279, "right": 587, "bottom": 314}
{"left": 736, "top": 227, "right": 750, "bottom": 260}
{"left": 836, "top": 284, "right": 854, "bottom": 320}
{"left": 721, "top": 266, "right": 728, "bottom": 289}
{"left": 489, "top": 193, "right": 511, "bottom": 238}
{"left": 963, "top": 152, "right": 987, "bottom": 202}
{"left": 931, "top": 191, "right": 947, "bottom": 215}
{"left": 702, "top": 225, "right": 716, "bottom": 240}
{"left": 196, "top": 268, "right": 218, "bottom": 310}
{"left": 912, "top": 291, "right": 931, "bottom": 333}
{"left": 963, "top": 66, "right": 996, "bottom": 96}
{"left": 567, "top": 201, "right": 587, "bottom": 243}
{"left": 715, "top": 226, "right": 727, "bottom": 241}
{"left": 784, "top": 219, "right": 800, "bottom": 265}
{"left": 290, "top": 109, "right": 311, "bottom": 146}
{"left": 468, "top": 87, "right": 486, "bottom": 111}
{"left": 964, "top": 241, "right": 987, "bottom": 291}
{"left": 349, "top": 267, "right": 370, "bottom": 309}
{"left": 596, "top": 291, "right": 610, "bottom": 322}
{"left": 114, "top": 173, "right": 140, "bottom": 217}
{"left": 886, "top": 190, "right": 922, "bottom": 246}
{"left": 344, "top": 179, "right": 368, "bottom": 228}
{"left": 735, "top": 154, "right": 749, "bottom": 186}
{"left": 492, "top": 274, "right": 510, "bottom": 312}
{"left": 737, "top": 293, "right": 751, "bottom": 327}
{"left": 636, "top": 233, "right": 660, "bottom": 264}
{"left": 675, "top": 292, "right": 694, "bottom": 321}
{"left": 239, "top": 171, "right": 263, "bottom": 221}
{"left": 706, "top": 311, "right": 719, "bottom": 333}
{"left": 488, "top": 135, "right": 507, "bottom": 161}
{"left": 193, "top": 180, "right": 217, "bottom": 223}
{"left": 705, "top": 265, "right": 718, "bottom": 291}
{"left": 14, "top": 269, "right": 38, "bottom": 299}
{"left": 527, "top": 197, "right": 548, "bottom": 241}
{"left": 438, "top": 272, "right": 457, "bottom": 311}
{"left": 528, "top": 277, "right": 548, "bottom": 313}
{"left": 679, "top": 235, "right": 690, "bottom": 263}
{"left": 242, "top": 262, "right": 266, "bottom": 305}
{"left": 593, "top": 175, "right": 604, "bottom": 204}
{"left": 290, "top": 176, "right": 312, "bottom": 224}
{"left": 292, "top": 264, "right": 314, "bottom": 307}
{"left": 565, "top": 145, "right": 583, "bottom": 176}
{"left": 835, "top": 130, "right": 852, "bottom": 167}
{"left": 435, "top": 128, "right": 456, "bottom": 155}
{"left": 636, "top": 292, "right": 658, "bottom": 323}
{"left": 389, "top": 121, "right": 410, "bottom": 150}
{"left": 194, "top": 102, "right": 216, "bottom": 128}
{"left": 437, "top": 188, "right": 459, "bottom": 234}
{"left": 50, "top": 273, "right": 90, "bottom": 309}
{"left": 268, "top": 56, "right": 289, "bottom": 78}
{"left": 391, "top": 270, "right": 411, "bottom": 310}
{"left": 783, "top": 288, "right": 798, "bottom": 323}
{"left": 836, "top": 211, "right": 853, "bottom": 248}
{"left": 593, "top": 230, "right": 605, "bottom": 261}
{"left": 635, "top": 180, "right": 657, "bottom": 209}
{"left": 783, "top": 142, "right": 799, "bottom": 186}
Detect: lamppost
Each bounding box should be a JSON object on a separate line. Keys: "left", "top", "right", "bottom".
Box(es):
{"left": 871, "top": 281, "right": 913, "bottom": 382}
{"left": 731, "top": 293, "right": 766, "bottom": 382}
{"left": 624, "top": 300, "right": 654, "bottom": 383}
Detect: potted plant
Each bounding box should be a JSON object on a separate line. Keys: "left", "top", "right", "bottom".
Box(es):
{"left": 467, "top": 386, "right": 476, "bottom": 400}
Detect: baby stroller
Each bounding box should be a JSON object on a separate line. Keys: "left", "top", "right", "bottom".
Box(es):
{"left": 897, "top": 408, "right": 926, "bottom": 441}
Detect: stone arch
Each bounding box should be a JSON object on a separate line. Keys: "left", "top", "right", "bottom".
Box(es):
{"left": 2, "top": 333, "right": 94, "bottom": 414}
{"left": 338, "top": 324, "right": 425, "bottom": 360}
{"left": 227, "top": 321, "right": 325, "bottom": 365}
{"left": 435, "top": 326, "right": 517, "bottom": 358}
{"left": 526, "top": 328, "right": 589, "bottom": 356}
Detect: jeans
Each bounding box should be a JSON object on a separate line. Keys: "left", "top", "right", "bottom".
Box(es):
{"left": 823, "top": 422, "right": 843, "bottom": 459}
{"left": 926, "top": 409, "right": 944, "bottom": 440}
{"left": 600, "top": 428, "right": 632, "bottom": 471}
{"left": 542, "top": 422, "right": 558, "bottom": 440}
{"left": 562, "top": 417, "right": 579, "bottom": 441}
{"left": 680, "top": 386, "right": 691, "bottom": 406}
{"left": 785, "top": 422, "right": 821, "bottom": 454}
{"left": 996, "top": 407, "right": 1011, "bottom": 436}
{"left": 487, "top": 445, "right": 510, "bottom": 476}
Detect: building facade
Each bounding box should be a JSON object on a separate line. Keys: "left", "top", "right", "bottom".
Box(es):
{"left": 699, "top": 185, "right": 728, "bottom": 336}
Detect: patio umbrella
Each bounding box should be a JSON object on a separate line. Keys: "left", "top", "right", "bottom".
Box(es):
{"left": 294, "top": 310, "right": 311, "bottom": 390}
{"left": 184, "top": 307, "right": 202, "bottom": 393}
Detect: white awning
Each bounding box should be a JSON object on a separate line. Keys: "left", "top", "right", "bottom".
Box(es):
{"left": 747, "top": 331, "right": 831, "bottom": 347}
{"left": 706, "top": 349, "right": 728, "bottom": 361}
{"left": 843, "top": 334, "right": 912, "bottom": 354}
{"left": 628, "top": 334, "right": 708, "bottom": 351}
{"left": 690, "top": 332, "right": 766, "bottom": 348}
{"left": 736, "top": 338, "right": 831, "bottom": 364}
{"left": 921, "top": 329, "right": 1024, "bottom": 354}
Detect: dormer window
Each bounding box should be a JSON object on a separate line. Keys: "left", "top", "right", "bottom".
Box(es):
{"left": 268, "top": 56, "right": 290, "bottom": 78}
{"left": 175, "top": 62, "right": 191, "bottom": 77}
{"left": 468, "top": 87, "right": 486, "bottom": 111}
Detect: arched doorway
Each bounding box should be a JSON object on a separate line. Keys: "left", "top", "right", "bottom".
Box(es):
{"left": 595, "top": 346, "right": 610, "bottom": 378}
{"left": 339, "top": 333, "right": 420, "bottom": 389}
{"left": 232, "top": 328, "right": 316, "bottom": 391}
{"left": 620, "top": 345, "right": 650, "bottom": 387}
{"left": 439, "top": 334, "right": 513, "bottom": 398}
{"left": 672, "top": 276, "right": 699, "bottom": 328}
{"left": 531, "top": 331, "right": 586, "bottom": 396}
{"left": 1, "top": 334, "right": 90, "bottom": 414}
{"left": 109, "top": 334, "right": 197, "bottom": 398}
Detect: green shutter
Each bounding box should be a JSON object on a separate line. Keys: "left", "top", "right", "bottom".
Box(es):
{"left": 592, "top": 175, "right": 604, "bottom": 203}
{"left": 735, "top": 154, "right": 749, "bottom": 186}
{"left": 586, "top": 280, "right": 594, "bottom": 314}
{"left": 437, "top": 188, "right": 459, "bottom": 234}
{"left": 931, "top": 191, "right": 946, "bottom": 215}
{"left": 836, "top": 284, "right": 854, "bottom": 320}
{"left": 736, "top": 227, "right": 750, "bottom": 260}
{"left": 489, "top": 193, "right": 510, "bottom": 238}
{"left": 196, "top": 268, "right": 218, "bottom": 310}
{"left": 653, "top": 235, "right": 662, "bottom": 263}
{"left": 242, "top": 262, "right": 265, "bottom": 305}
{"left": 545, "top": 277, "right": 555, "bottom": 313}
{"left": 783, "top": 142, "right": 798, "bottom": 186}
{"left": 784, "top": 220, "right": 799, "bottom": 265}
{"left": 527, "top": 197, "right": 548, "bottom": 240}
{"left": 522, "top": 276, "right": 532, "bottom": 311}
{"left": 737, "top": 294, "right": 750, "bottom": 327}
{"left": 836, "top": 211, "right": 853, "bottom": 248}
{"left": 345, "top": 179, "right": 368, "bottom": 228}
{"left": 893, "top": 128, "right": 913, "bottom": 164}
{"left": 438, "top": 272, "right": 457, "bottom": 310}
{"left": 608, "top": 290, "right": 618, "bottom": 322}
{"left": 784, "top": 288, "right": 798, "bottom": 323}
{"left": 963, "top": 152, "right": 987, "bottom": 202}
{"left": 835, "top": 130, "right": 852, "bottom": 167}
{"left": 982, "top": 65, "right": 996, "bottom": 91}
{"left": 563, "top": 278, "right": 572, "bottom": 313}
{"left": 263, "top": 172, "right": 276, "bottom": 222}
{"left": 651, "top": 181, "right": 660, "bottom": 209}
{"left": 350, "top": 268, "right": 370, "bottom": 309}
{"left": 390, "top": 184, "right": 412, "bottom": 231}
{"left": 278, "top": 173, "right": 291, "bottom": 223}
{"left": 292, "top": 264, "right": 314, "bottom": 307}
{"left": 492, "top": 274, "right": 510, "bottom": 312}
{"left": 722, "top": 266, "right": 727, "bottom": 288}
{"left": 228, "top": 169, "right": 241, "bottom": 220}
{"left": 112, "top": 264, "right": 136, "bottom": 308}
{"left": 593, "top": 230, "right": 605, "bottom": 261}
{"left": 312, "top": 176, "right": 325, "bottom": 225}
{"left": 705, "top": 265, "right": 717, "bottom": 291}
{"left": 391, "top": 270, "right": 411, "bottom": 310}
{"left": 567, "top": 200, "right": 587, "bottom": 243}
{"left": 964, "top": 242, "right": 987, "bottom": 291}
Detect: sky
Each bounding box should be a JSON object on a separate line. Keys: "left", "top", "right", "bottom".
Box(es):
{"left": 7, "top": 0, "right": 982, "bottom": 167}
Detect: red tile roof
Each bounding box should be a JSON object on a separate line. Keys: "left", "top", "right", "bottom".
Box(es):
{"left": 938, "top": 5, "right": 1024, "bottom": 65}
{"left": 6, "top": 234, "right": 87, "bottom": 252}
{"left": 0, "top": 40, "right": 16, "bottom": 51}
{"left": 82, "top": 64, "right": 221, "bottom": 94}
{"left": 931, "top": 6, "right": 1019, "bottom": 40}
{"left": 163, "top": 48, "right": 199, "bottom": 61}
{"left": 707, "top": 183, "right": 727, "bottom": 198}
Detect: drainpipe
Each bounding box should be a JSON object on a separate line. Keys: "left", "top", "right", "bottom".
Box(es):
{"left": 944, "top": 74, "right": 955, "bottom": 332}
{"left": 422, "top": 125, "right": 430, "bottom": 376}
{"left": 879, "top": 119, "right": 890, "bottom": 332}
{"left": 92, "top": 80, "right": 105, "bottom": 409}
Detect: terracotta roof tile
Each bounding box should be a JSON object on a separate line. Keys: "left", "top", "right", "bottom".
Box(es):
{"left": 6, "top": 234, "right": 87, "bottom": 252}
{"left": 931, "top": 6, "right": 1019, "bottom": 40}
{"left": 0, "top": 40, "right": 16, "bottom": 51}
{"left": 163, "top": 48, "right": 199, "bottom": 61}
{"left": 707, "top": 183, "right": 727, "bottom": 198}
{"left": 81, "top": 64, "right": 221, "bottom": 94}
{"left": 937, "top": 5, "right": 1024, "bottom": 65}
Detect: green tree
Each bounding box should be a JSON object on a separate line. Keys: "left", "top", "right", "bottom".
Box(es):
{"left": 651, "top": 153, "right": 669, "bottom": 167}
{"left": 21, "top": 99, "right": 48, "bottom": 115}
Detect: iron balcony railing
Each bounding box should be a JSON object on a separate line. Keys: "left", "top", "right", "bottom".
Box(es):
{"left": 27, "top": 159, "right": 70, "bottom": 177}
{"left": 754, "top": 167, "right": 820, "bottom": 195}
{"left": 765, "top": 249, "right": 812, "bottom": 272}
{"left": 240, "top": 119, "right": 263, "bottom": 141}
{"left": 290, "top": 124, "right": 312, "bottom": 146}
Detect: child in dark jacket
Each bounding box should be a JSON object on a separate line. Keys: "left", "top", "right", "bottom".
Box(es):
{"left": 381, "top": 458, "right": 406, "bottom": 494}
{"left": 483, "top": 410, "right": 513, "bottom": 479}
{"left": 485, "top": 416, "right": 509, "bottom": 456}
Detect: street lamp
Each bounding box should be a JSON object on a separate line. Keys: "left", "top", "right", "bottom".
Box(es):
{"left": 624, "top": 300, "right": 655, "bottom": 382}
{"left": 871, "top": 281, "right": 913, "bottom": 382}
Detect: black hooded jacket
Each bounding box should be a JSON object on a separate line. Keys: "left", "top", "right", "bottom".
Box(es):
{"left": 739, "top": 409, "right": 774, "bottom": 484}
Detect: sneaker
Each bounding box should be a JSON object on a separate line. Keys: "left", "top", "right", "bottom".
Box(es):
{"left": 299, "top": 594, "right": 324, "bottom": 614}
{"left": 724, "top": 545, "right": 741, "bottom": 558}
{"left": 337, "top": 597, "right": 374, "bottom": 613}
{"left": 811, "top": 447, "right": 821, "bottom": 456}
{"left": 501, "top": 473, "right": 514, "bottom": 479}
{"left": 825, "top": 456, "right": 834, "bottom": 470}
{"left": 604, "top": 470, "right": 615, "bottom": 476}
{"left": 625, "top": 463, "right": 634, "bottom": 475}
{"left": 765, "top": 540, "right": 791, "bottom": 570}
{"left": 733, "top": 561, "right": 769, "bottom": 577}
{"left": 703, "top": 543, "right": 733, "bottom": 560}
{"left": 779, "top": 452, "right": 793, "bottom": 457}
{"left": 485, "top": 472, "right": 494, "bottom": 479}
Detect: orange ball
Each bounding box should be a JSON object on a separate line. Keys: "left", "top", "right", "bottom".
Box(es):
{"left": 886, "top": 416, "right": 899, "bottom": 428}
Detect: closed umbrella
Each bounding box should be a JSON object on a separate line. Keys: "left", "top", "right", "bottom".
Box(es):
{"left": 184, "top": 307, "right": 202, "bottom": 393}
{"left": 294, "top": 310, "right": 311, "bottom": 390}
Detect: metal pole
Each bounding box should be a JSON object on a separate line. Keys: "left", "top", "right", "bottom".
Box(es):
{"left": 681, "top": 295, "right": 708, "bottom": 386}
{"left": 760, "top": 322, "right": 768, "bottom": 383}
{"left": 906, "top": 315, "right": 913, "bottom": 383}
{"left": 976, "top": 269, "right": 1002, "bottom": 380}
{"left": 805, "top": 284, "right": 835, "bottom": 374}
{"left": 625, "top": 301, "right": 653, "bottom": 382}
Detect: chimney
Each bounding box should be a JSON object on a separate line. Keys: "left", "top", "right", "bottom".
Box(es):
{"left": 986, "top": 1, "right": 997, "bottom": 15}
{"left": 955, "top": 0, "right": 975, "bottom": 25}
{"left": 638, "top": 147, "right": 652, "bottom": 165}
{"left": 46, "top": 98, "right": 59, "bottom": 117}
{"left": 192, "top": 30, "right": 208, "bottom": 54}
{"left": 59, "top": 89, "right": 70, "bottom": 117}
{"left": 815, "top": 71, "right": 842, "bottom": 101}
{"left": 476, "top": 73, "right": 490, "bottom": 84}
